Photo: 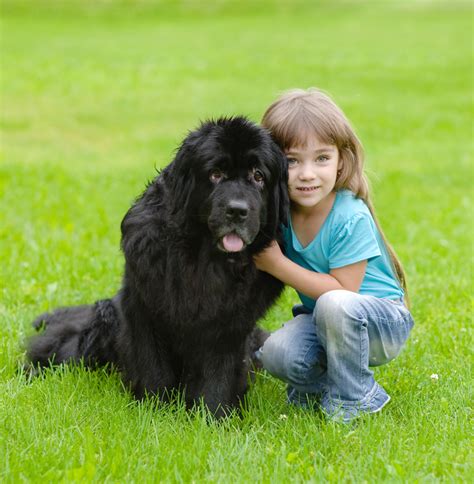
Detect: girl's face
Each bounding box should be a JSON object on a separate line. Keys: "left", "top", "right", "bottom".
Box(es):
{"left": 285, "top": 137, "right": 341, "bottom": 212}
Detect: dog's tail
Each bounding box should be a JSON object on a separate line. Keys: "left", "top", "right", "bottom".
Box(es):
{"left": 27, "top": 300, "right": 119, "bottom": 370}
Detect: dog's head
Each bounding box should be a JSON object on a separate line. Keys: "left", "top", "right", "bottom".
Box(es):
{"left": 166, "top": 117, "right": 288, "bottom": 255}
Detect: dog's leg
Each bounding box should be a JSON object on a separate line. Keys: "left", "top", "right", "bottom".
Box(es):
{"left": 128, "top": 359, "right": 178, "bottom": 403}
{"left": 119, "top": 329, "right": 179, "bottom": 402}
{"left": 184, "top": 348, "right": 248, "bottom": 418}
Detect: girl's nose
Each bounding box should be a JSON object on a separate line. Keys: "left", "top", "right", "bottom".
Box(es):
{"left": 299, "top": 162, "right": 317, "bottom": 180}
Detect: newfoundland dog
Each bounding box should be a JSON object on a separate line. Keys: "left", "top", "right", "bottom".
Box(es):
{"left": 27, "top": 117, "right": 288, "bottom": 417}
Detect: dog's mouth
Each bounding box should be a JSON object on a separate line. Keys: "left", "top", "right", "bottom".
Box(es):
{"left": 218, "top": 232, "right": 247, "bottom": 253}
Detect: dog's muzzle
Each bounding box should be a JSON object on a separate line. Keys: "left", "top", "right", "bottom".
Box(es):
{"left": 210, "top": 199, "right": 260, "bottom": 253}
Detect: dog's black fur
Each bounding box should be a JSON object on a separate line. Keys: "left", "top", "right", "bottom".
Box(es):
{"left": 27, "top": 117, "right": 288, "bottom": 417}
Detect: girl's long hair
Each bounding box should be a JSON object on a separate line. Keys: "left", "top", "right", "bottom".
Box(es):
{"left": 261, "top": 88, "right": 408, "bottom": 301}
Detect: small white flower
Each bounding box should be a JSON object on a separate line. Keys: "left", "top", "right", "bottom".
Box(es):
{"left": 430, "top": 373, "right": 439, "bottom": 380}
{"left": 279, "top": 414, "right": 288, "bottom": 420}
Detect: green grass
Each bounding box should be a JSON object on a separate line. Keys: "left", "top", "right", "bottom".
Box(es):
{"left": 1, "top": 0, "right": 472, "bottom": 481}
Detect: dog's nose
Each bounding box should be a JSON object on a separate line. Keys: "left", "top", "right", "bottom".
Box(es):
{"left": 226, "top": 200, "right": 249, "bottom": 221}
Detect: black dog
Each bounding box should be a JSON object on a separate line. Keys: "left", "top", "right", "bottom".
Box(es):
{"left": 27, "top": 117, "right": 288, "bottom": 417}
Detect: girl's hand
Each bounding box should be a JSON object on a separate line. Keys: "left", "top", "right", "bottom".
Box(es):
{"left": 253, "top": 240, "right": 284, "bottom": 274}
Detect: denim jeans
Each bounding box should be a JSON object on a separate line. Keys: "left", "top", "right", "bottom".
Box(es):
{"left": 256, "top": 290, "right": 414, "bottom": 422}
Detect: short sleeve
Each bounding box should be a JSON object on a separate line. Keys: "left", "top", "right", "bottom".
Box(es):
{"left": 329, "top": 213, "right": 381, "bottom": 269}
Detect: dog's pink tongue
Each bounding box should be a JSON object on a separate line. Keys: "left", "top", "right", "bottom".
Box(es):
{"left": 222, "top": 234, "right": 244, "bottom": 252}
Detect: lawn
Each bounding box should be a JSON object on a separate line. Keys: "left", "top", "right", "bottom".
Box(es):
{"left": 1, "top": 0, "right": 472, "bottom": 481}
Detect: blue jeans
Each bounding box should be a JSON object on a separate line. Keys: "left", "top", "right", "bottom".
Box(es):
{"left": 256, "top": 290, "right": 414, "bottom": 422}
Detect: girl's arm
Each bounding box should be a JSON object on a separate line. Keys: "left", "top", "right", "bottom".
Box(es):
{"left": 254, "top": 241, "right": 366, "bottom": 299}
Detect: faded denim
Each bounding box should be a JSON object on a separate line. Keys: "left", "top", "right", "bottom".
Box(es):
{"left": 256, "top": 290, "right": 414, "bottom": 422}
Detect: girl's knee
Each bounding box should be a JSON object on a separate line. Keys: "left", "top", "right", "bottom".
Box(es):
{"left": 259, "top": 319, "right": 319, "bottom": 386}
{"left": 369, "top": 341, "right": 401, "bottom": 366}
{"left": 258, "top": 330, "right": 290, "bottom": 378}
{"left": 260, "top": 336, "right": 316, "bottom": 386}
{"left": 315, "top": 290, "right": 360, "bottom": 322}
{"left": 369, "top": 317, "right": 413, "bottom": 366}
{"left": 316, "top": 289, "right": 357, "bottom": 309}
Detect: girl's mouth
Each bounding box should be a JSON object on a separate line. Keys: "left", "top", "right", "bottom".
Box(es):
{"left": 297, "top": 186, "right": 320, "bottom": 192}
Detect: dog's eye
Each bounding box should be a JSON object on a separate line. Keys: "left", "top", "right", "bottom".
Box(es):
{"left": 210, "top": 169, "right": 225, "bottom": 183}
{"left": 251, "top": 169, "right": 265, "bottom": 186}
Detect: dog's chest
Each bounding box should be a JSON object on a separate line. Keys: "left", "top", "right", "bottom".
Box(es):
{"left": 165, "top": 257, "right": 256, "bottom": 328}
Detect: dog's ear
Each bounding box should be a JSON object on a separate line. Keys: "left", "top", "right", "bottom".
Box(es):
{"left": 277, "top": 164, "right": 289, "bottom": 227}
{"left": 166, "top": 132, "right": 200, "bottom": 217}
{"left": 267, "top": 144, "right": 289, "bottom": 232}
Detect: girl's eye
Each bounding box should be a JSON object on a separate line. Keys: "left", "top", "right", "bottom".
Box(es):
{"left": 210, "top": 169, "right": 225, "bottom": 183}
{"left": 286, "top": 157, "right": 298, "bottom": 166}
{"left": 316, "top": 155, "right": 330, "bottom": 163}
{"left": 251, "top": 169, "right": 265, "bottom": 186}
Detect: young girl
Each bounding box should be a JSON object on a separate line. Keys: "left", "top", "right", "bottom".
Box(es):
{"left": 254, "top": 88, "right": 414, "bottom": 423}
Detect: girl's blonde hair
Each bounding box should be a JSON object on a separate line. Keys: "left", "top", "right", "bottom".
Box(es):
{"left": 261, "top": 88, "right": 408, "bottom": 299}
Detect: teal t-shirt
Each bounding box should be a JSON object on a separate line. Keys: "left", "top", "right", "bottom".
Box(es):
{"left": 282, "top": 189, "right": 404, "bottom": 310}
